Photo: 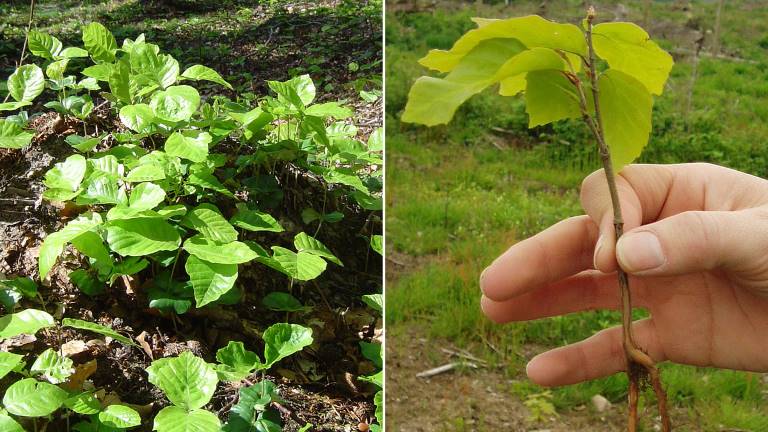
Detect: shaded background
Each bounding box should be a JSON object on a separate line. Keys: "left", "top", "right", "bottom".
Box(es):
{"left": 385, "top": 0, "right": 768, "bottom": 430}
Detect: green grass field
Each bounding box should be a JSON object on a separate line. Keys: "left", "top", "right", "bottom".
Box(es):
{"left": 386, "top": 1, "right": 768, "bottom": 430}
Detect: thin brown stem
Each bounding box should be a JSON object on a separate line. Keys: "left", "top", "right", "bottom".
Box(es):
{"left": 3, "top": 0, "right": 36, "bottom": 103}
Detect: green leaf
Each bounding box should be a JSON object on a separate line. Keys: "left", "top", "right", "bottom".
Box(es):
{"left": 261, "top": 323, "right": 313, "bottom": 369}
{"left": 402, "top": 39, "right": 525, "bottom": 126}
{"left": 158, "top": 204, "right": 187, "bottom": 219}
{"left": 226, "top": 381, "right": 282, "bottom": 432}
{"left": 182, "top": 204, "right": 238, "bottom": 243}
{"left": 374, "top": 390, "right": 382, "bottom": 424}
{"left": 39, "top": 213, "right": 103, "bottom": 279}
{"left": 2, "top": 378, "right": 69, "bottom": 417}
{"left": 262, "top": 292, "right": 304, "bottom": 312}
{"left": 370, "top": 235, "right": 383, "bottom": 255}
{"left": 66, "top": 134, "right": 104, "bottom": 153}
{"left": 266, "top": 247, "right": 327, "bottom": 281}
{"left": 28, "top": 31, "right": 63, "bottom": 60}
{"left": 60, "top": 47, "right": 89, "bottom": 58}
{"left": 8, "top": 64, "right": 45, "bottom": 103}
{"left": 419, "top": 15, "right": 586, "bottom": 73}
{"left": 129, "top": 182, "right": 166, "bottom": 210}
{"left": 0, "top": 119, "right": 33, "bottom": 149}
{"left": 358, "top": 370, "right": 382, "bottom": 389}
{"left": 181, "top": 65, "right": 233, "bottom": 90}
{"left": 106, "top": 218, "right": 181, "bottom": 256}
{"left": 62, "top": 318, "right": 138, "bottom": 347}
{"left": 524, "top": 69, "right": 583, "bottom": 127}
{"left": 304, "top": 102, "right": 352, "bottom": 119}
{"left": 44, "top": 154, "right": 87, "bottom": 194}
{"left": 82, "top": 63, "right": 113, "bottom": 81}
{"left": 215, "top": 341, "right": 259, "bottom": 381}
{"left": 360, "top": 341, "right": 382, "bottom": 368}
{"left": 0, "top": 352, "right": 24, "bottom": 380}
{"left": 69, "top": 269, "right": 105, "bottom": 296}
{"left": 592, "top": 22, "right": 673, "bottom": 95}
{"left": 187, "top": 170, "right": 233, "bottom": 197}
{"left": 150, "top": 85, "right": 200, "bottom": 123}
{"left": 268, "top": 74, "right": 315, "bottom": 109}
{"left": 108, "top": 58, "right": 132, "bottom": 104}
{"left": 0, "top": 277, "right": 37, "bottom": 298}
{"left": 367, "top": 127, "right": 383, "bottom": 152}
{"left": 77, "top": 172, "right": 128, "bottom": 205}
{"left": 82, "top": 22, "right": 117, "bottom": 63}
{"left": 65, "top": 392, "right": 101, "bottom": 415}
{"left": 362, "top": 294, "right": 382, "bottom": 313}
{"left": 31, "top": 348, "right": 74, "bottom": 384}
{"left": 599, "top": 69, "right": 653, "bottom": 172}
{"left": 183, "top": 235, "right": 257, "bottom": 264}
{"left": 230, "top": 206, "right": 283, "bottom": 233}
{"left": 185, "top": 255, "right": 238, "bottom": 308}
{"left": 0, "top": 412, "right": 25, "bottom": 432}
{"left": 99, "top": 405, "right": 141, "bottom": 429}
{"left": 0, "top": 101, "right": 32, "bottom": 112}
{"left": 0, "top": 309, "right": 55, "bottom": 339}
{"left": 125, "top": 164, "right": 165, "bottom": 182}
{"left": 120, "top": 104, "right": 156, "bottom": 133}
{"left": 293, "top": 232, "right": 342, "bottom": 266}
{"left": 153, "top": 406, "right": 221, "bottom": 432}
{"left": 164, "top": 130, "right": 211, "bottom": 163}
{"left": 146, "top": 351, "right": 218, "bottom": 410}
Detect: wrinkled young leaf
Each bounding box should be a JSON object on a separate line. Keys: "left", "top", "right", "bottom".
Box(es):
{"left": 150, "top": 85, "right": 200, "bottom": 122}
{"left": 181, "top": 65, "right": 233, "bottom": 90}
{"left": 28, "top": 31, "right": 63, "bottom": 60}
{"left": 599, "top": 69, "right": 653, "bottom": 172}
{"left": 99, "top": 404, "right": 141, "bottom": 429}
{"left": 8, "top": 64, "right": 45, "bottom": 103}
{"left": 592, "top": 22, "right": 674, "bottom": 95}
{"left": 0, "top": 352, "right": 24, "bottom": 380}
{"left": 0, "top": 119, "right": 33, "bottom": 149}
{"left": 3, "top": 378, "right": 69, "bottom": 417}
{"left": 62, "top": 318, "right": 138, "bottom": 347}
{"left": 183, "top": 235, "right": 257, "bottom": 264}
{"left": 185, "top": 255, "right": 238, "bottom": 308}
{"left": 182, "top": 204, "right": 238, "bottom": 243}
{"left": 146, "top": 351, "right": 218, "bottom": 410}
{"left": 153, "top": 406, "right": 221, "bottom": 432}
{"left": 215, "top": 341, "right": 260, "bottom": 381}
{"left": 261, "top": 323, "right": 313, "bottom": 369}
{"left": 164, "top": 130, "right": 212, "bottom": 163}
{"left": 0, "top": 308, "right": 55, "bottom": 339}
{"left": 39, "top": 213, "right": 102, "bottom": 279}
{"left": 31, "top": 348, "right": 74, "bottom": 384}
{"left": 294, "top": 232, "right": 342, "bottom": 266}
{"left": 262, "top": 292, "right": 305, "bottom": 312}
{"left": 82, "top": 22, "right": 117, "bottom": 63}
{"left": 106, "top": 218, "right": 181, "bottom": 256}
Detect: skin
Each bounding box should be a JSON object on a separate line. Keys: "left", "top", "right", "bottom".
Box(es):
{"left": 479, "top": 163, "right": 768, "bottom": 387}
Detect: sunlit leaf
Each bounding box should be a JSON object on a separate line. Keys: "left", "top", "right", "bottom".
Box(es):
{"left": 2, "top": 378, "right": 68, "bottom": 417}
{"left": 8, "top": 64, "right": 45, "bottom": 102}
{"left": 185, "top": 255, "right": 238, "bottom": 308}
{"left": 146, "top": 351, "right": 218, "bottom": 410}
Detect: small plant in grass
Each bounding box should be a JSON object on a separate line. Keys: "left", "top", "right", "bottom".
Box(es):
{"left": 403, "top": 7, "right": 674, "bottom": 431}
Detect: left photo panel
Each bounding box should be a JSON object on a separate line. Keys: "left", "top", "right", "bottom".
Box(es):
{"left": 0, "top": 1, "right": 382, "bottom": 431}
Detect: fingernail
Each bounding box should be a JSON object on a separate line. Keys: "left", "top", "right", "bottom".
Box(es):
{"left": 479, "top": 267, "right": 489, "bottom": 291}
{"left": 617, "top": 231, "right": 665, "bottom": 272}
{"left": 593, "top": 234, "right": 604, "bottom": 269}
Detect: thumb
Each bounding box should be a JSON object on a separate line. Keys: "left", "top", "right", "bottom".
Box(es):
{"left": 615, "top": 209, "right": 768, "bottom": 277}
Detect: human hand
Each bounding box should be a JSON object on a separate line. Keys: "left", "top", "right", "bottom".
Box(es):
{"left": 479, "top": 163, "right": 768, "bottom": 386}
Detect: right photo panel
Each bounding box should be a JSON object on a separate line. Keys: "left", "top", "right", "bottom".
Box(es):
{"left": 385, "top": 1, "right": 768, "bottom": 431}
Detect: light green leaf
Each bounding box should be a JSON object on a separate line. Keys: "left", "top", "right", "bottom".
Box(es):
{"left": 99, "top": 405, "right": 141, "bottom": 429}
{"left": 109, "top": 58, "right": 132, "bottom": 104}
{"left": 62, "top": 318, "right": 138, "bottom": 347}
{"left": 158, "top": 204, "right": 187, "bottom": 219}
{"left": 420, "top": 15, "right": 586, "bottom": 72}
{"left": 39, "top": 213, "right": 102, "bottom": 280}
{"left": 215, "top": 341, "right": 259, "bottom": 381}
{"left": 60, "top": 47, "right": 89, "bottom": 58}
{"left": 294, "top": 232, "right": 342, "bottom": 266}
{"left": 43, "top": 154, "right": 87, "bottom": 193}
{"left": 150, "top": 85, "right": 200, "bottom": 123}
{"left": 31, "top": 348, "right": 74, "bottom": 384}
{"left": 262, "top": 292, "right": 305, "bottom": 312}
{"left": 77, "top": 172, "right": 127, "bottom": 205}
{"left": 0, "top": 352, "right": 24, "bottom": 380}
{"left": 125, "top": 164, "right": 165, "bottom": 182}
{"left": 182, "top": 204, "right": 237, "bottom": 243}
{"left": 8, "top": 64, "right": 45, "bottom": 103}
{"left": 181, "top": 65, "right": 232, "bottom": 90}
{"left": 367, "top": 127, "right": 383, "bottom": 152}
{"left": 3, "top": 378, "right": 68, "bottom": 417}
{"left": 227, "top": 380, "right": 282, "bottom": 431}
{"left": 164, "top": 130, "right": 211, "bottom": 163}
{"left": 185, "top": 255, "right": 237, "bottom": 308}
{"left": 362, "top": 294, "right": 382, "bottom": 313}
{"left": 153, "top": 406, "right": 221, "bottom": 432}
{"left": 599, "top": 69, "right": 653, "bottom": 172}
{"left": 370, "top": 235, "right": 382, "bottom": 255}
{"left": 0, "top": 412, "right": 25, "bottom": 432}
{"left": 64, "top": 392, "right": 101, "bottom": 415}
{"left": 592, "top": 22, "right": 674, "bottom": 95}
{"left": 0, "top": 309, "right": 55, "bottom": 339}
{"left": 146, "top": 351, "right": 218, "bottom": 410}
{"left": 129, "top": 182, "right": 166, "bottom": 210}
{"left": 359, "top": 370, "right": 382, "bottom": 389}
{"left": 82, "top": 22, "right": 117, "bottom": 63}
{"left": 82, "top": 63, "right": 113, "bottom": 81}
{"left": 106, "top": 218, "right": 181, "bottom": 256}
{"left": 120, "top": 104, "right": 156, "bottom": 133}
{"left": 304, "top": 102, "right": 352, "bottom": 119}
{"left": 0, "top": 119, "right": 34, "bottom": 149}
{"left": 261, "top": 323, "right": 313, "bottom": 369}
{"left": 524, "top": 69, "right": 583, "bottom": 127}
{"left": 183, "top": 235, "right": 257, "bottom": 264}
{"left": 187, "top": 169, "right": 233, "bottom": 197}
{"left": 66, "top": 134, "right": 104, "bottom": 153}
{"left": 230, "top": 206, "right": 283, "bottom": 233}
{"left": 28, "top": 31, "right": 63, "bottom": 60}
{"left": 0, "top": 101, "right": 32, "bottom": 112}
{"left": 267, "top": 247, "right": 327, "bottom": 281}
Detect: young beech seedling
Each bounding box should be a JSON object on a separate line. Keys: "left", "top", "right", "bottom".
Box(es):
{"left": 402, "top": 8, "right": 674, "bottom": 432}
